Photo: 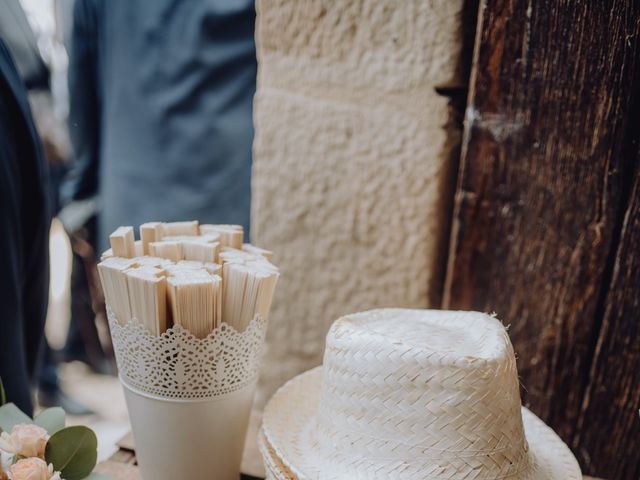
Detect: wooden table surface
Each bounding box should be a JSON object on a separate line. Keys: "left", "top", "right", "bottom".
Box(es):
{"left": 96, "top": 433, "right": 260, "bottom": 480}
{"left": 97, "top": 448, "right": 262, "bottom": 480}
{"left": 96, "top": 441, "right": 603, "bottom": 480}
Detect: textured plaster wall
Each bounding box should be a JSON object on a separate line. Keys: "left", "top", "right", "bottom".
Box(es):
{"left": 252, "top": 0, "right": 467, "bottom": 407}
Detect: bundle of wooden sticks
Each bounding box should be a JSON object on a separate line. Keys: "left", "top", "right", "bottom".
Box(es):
{"left": 98, "top": 221, "right": 278, "bottom": 338}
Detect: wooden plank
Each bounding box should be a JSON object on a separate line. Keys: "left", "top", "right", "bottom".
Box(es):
{"left": 103, "top": 430, "right": 608, "bottom": 479}
{"left": 443, "top": 0, "right": 640, "bottom": 474}
{"left": 573, "top": 167, "right": 640, "bottom": 479}
{"left": 116, "top": 431, "right": 135, "bottom": 452}
{"left": 99, "top": 447, "right": 604, "bottom": 480}
{"left": 100, "top": 451, "right": 262, "bottom": 480}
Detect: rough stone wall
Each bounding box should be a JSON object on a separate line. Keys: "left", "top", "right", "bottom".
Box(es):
{"left": 252, "top": 0, "right": 466, "bottom": 407}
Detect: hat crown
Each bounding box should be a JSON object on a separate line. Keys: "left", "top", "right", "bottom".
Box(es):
{"left": 316, "top": 309, "right": 532, "bottom": 478}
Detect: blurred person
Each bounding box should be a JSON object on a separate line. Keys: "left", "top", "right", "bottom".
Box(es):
{"left": 0, "top": 38, "right": 50, "bottom": 416}
{"left": 51, "top": 0, "right": 113, "bottom": 378}
{"left": 0, "top": 0, "right": 92, "bottom": 414}
{"left": 63, "top": 0, "right": 257, "bottom": 253}
{"left": 57, "top": 0, "right": 108, "bottom": 375}
{"left": 58, "top": 211, "right": 112, "bottom": 376}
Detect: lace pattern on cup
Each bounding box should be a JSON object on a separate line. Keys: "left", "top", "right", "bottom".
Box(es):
{"left": 108, "top": 309, "right": 267, "bottom": 400}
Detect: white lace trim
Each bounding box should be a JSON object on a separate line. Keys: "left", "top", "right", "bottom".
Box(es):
{"left": 108, "top": 310, "right": 267, "bottom": 400}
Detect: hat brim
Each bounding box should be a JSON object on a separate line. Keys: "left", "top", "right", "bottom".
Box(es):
{"left": 262, "top": 367, "right": 582, "bottom": 479}
{"left": 259, "top": 431, "right": 296, "bottom": 480}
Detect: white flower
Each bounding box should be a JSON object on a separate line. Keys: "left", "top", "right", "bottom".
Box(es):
{"left": 0, "top": 434, "right": 13, "bottom": 455}
{"left": 0, "top": 425, "right": 49, "bottom": 458}
{"left": 46, "top": 463, "right": 62, "bottom": 480}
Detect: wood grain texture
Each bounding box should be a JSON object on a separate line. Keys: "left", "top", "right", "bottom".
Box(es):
{"left": 443, "top": 0, "right": 640, "bottom": 475}
{"left": 100, "top": 449, "right": 261, "bottom": 480}
{"left": 573, "top": 166, "right": 640, "bottom": 479}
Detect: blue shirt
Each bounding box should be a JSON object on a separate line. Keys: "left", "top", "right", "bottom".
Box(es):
{"left": 65, "top": 0, "right": 256, "bottom": 250}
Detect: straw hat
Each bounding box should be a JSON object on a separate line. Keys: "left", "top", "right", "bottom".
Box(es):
{"left": 260, "top": 309, "right": 582, "bottom": 479}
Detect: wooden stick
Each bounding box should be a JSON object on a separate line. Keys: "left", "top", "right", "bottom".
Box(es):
{"left": 182, "top": 240, "right": 219, "bottom": 263}
{"left": 136, "top": 256, "right": 172, "bottom": 268}
{"left": 204, "top": 262, "right": 222, "bottom": 276}
{"left": 109, "top": 226, "right": 136, "bottom": 258}
{"left": 163, "top": 233, "right": 218, "bottom": 243}
{"left": 140, "top": 222, "right": 163, "bottom": 254}
{"left": 221, "top": 262, "right": 248, "bottom": 330}
{"left": 219, "top": 247, "right": 262, "bottom": 264}
{"left": 149, "top": 241, "right": 183, "bottom": 262}
{"left": 126, "top": 268, "right": 167, "bottom": 335}
{"left": 97, "top": 257, "right": 137, "bottom": 324}
{"left": 101, "top": 223, "right": 279, "bottom": 337}
{"left": 219, "top": 248, "right": 278, "bottom": 274}
{"left": 166, "top": 264, "right": 213, "bottom": 279}
{"left": 162, "top": 221, "right": 199, "bottom": 237}
{"left": 242, "top": 243, "right": 274, "bottom": 261}
{"left": 200, "top": 224, "right": 243, "bottom": 249}
{"left": 177, "top": 260, "right": 206, "bottom": 269}
{"left": 167, "top": 275, "right": 215, "bottom": 339}
{"left": 212, "top": 274, "right": 222, "bottom": 329}
{"left": 222, "top": 262, "right": 279, "bottom": 330}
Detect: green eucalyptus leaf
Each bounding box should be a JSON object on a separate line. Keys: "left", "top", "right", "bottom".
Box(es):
{"left": 83, "top": 474, "right": 110, "bottom": 480}
{"left": 34, "top": 407, "right": 66, "bottom": 435}
{"left": 0, "top": 377, "right": 6, "bottom": 406}
{"left": 0, "top": 403, "right": 33, "bottom": 432}
{"left": 45, "top": 426, "right": 98, "bottom": 480}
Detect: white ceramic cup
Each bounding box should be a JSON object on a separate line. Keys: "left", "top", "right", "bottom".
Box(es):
{"left": 122, "top": 379, "right": 256, "bottom": 480}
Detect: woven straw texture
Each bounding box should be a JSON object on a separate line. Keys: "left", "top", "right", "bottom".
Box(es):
{"left": 259, "top": 432, "right": 296, "bottom": 480}
{"left": 261, "top": 309, "right": 582, "bottom": 479}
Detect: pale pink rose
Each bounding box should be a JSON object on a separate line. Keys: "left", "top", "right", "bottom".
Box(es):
{"left": 0, "top": 424, "right": 49, "bottom": 458}
{"left": 8, "top": 458, "right": 49, "bottom": 480}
